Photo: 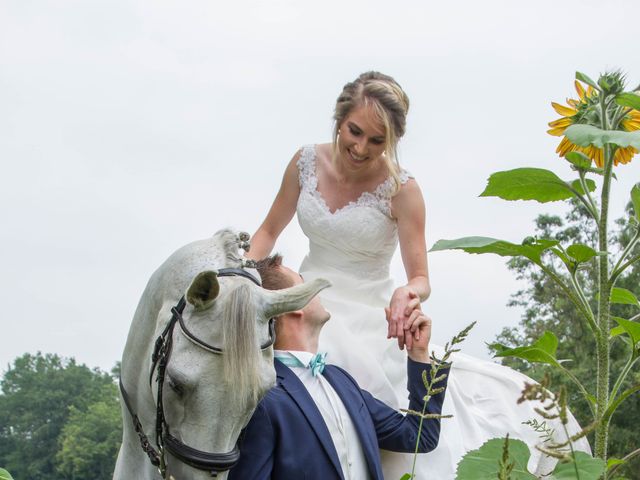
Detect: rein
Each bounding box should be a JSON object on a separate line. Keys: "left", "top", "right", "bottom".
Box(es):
{"left": 119, "top": 267, "right": 273, "bottom": 478}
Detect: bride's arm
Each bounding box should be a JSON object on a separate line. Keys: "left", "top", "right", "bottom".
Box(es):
{"left": 247, "top": 151, "right": 302, "bottom": 260}
{"left": 389, "top": 178, "right": 431, "bottom": 350}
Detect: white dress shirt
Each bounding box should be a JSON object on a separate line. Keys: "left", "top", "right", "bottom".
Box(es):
{"left": 275, "top": 350, "right": 371, "bottom": 480}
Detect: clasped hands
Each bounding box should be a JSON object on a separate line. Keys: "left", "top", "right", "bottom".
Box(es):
{"left": 385, "top": 286, "right": 431, "bottom": 363}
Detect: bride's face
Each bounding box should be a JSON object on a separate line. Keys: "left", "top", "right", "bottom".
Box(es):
{"left": 337, "top": 103, "right": 387, "bottom": 171}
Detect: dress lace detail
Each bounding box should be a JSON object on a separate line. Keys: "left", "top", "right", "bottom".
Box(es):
{"left": 296, "top": 144, "right": 412, "bottom": 218}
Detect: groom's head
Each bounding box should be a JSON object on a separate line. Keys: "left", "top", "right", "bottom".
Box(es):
{"left": 257, "top": 255, "right": 330, "bottom": 344}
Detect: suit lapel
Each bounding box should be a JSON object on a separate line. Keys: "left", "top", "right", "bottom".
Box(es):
{"left": 275, "top": 360, "right": 344, "bottom": 479}
{"left": 323, "top": 367, "right": 382, "bottom": 480}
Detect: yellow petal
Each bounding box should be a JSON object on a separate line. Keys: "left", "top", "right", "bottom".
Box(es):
{"left": 593, "top": 148, "right": 604, "bottom": 168}
{"left": 557, "top": 137, "right": 572, "bottom": 156}
{"left": 547, "top": 127, "right": 567, "bottom": 136}
{"left": 552, "top": 102, "right": 577, "bottom": 117}
{"left": 622, "top": 119, "right": 640, "bottom": 130}
{"left": 548, "top": 117, "right": 573, "bottom": 128}
{"left": 574, "top": 81, "right": 586, "bottom": 99}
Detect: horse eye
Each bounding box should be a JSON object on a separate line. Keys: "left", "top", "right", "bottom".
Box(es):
{"left": 167, "top": 376, "right": 185, "bottom": 397}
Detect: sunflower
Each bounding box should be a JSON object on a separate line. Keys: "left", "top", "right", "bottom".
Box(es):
{"left": 548, "top": 80, "right": 640, "bottom": 167}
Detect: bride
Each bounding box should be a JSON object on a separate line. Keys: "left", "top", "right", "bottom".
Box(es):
{"left": 247, "top": 71, "right": 589, "bottom": 478}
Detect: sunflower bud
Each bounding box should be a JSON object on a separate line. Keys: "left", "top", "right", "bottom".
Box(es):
{"left": 597, "top": 71, "right": 626, "bottom": 96}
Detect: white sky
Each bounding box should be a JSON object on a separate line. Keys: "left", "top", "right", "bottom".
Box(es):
{"left": 1, "top": 0, "right": 639, "bottom": 373}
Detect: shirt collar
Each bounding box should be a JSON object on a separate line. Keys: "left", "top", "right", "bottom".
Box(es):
{"left": 274, "top": 349, "right": 314, "bottom": 367}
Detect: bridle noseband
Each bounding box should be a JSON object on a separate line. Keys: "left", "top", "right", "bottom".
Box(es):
{"left": 119, "top": 268, "right": 274, "bottom": 478}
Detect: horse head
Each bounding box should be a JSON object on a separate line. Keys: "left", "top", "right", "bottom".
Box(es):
{"left": 114, "top": 229, "right": 330, "bottom": 479}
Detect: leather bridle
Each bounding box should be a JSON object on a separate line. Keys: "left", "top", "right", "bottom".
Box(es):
{"left": 119, "top": 268, "right": 274, "bottom": 478}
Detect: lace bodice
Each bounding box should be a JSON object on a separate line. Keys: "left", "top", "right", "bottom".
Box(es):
{"left": 296, "top": 144, "right": 411, "bottom": 279}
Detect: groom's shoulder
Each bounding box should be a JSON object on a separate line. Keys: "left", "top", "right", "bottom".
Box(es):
{"left": 324, "top": 364, "right": 361, "bottom": 390}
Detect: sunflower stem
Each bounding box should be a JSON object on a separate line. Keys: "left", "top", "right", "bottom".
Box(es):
{"left": 577, "top": 171, "right": 600, "bottom": 222}
{"left": 594, "top": 90, "right": 614, "bottom": 467}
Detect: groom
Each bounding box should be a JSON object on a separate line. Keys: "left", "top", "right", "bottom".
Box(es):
{"left": 228, "top": 255, "right": 449, "bottom": 480}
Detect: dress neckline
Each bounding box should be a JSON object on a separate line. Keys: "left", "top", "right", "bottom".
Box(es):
{"left": 308, "top": 144, "right": 397, "bottom": 216}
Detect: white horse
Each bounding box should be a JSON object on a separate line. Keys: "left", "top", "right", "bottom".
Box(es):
{"left": 114, "top": 229, "right": 329, "bottom": 479}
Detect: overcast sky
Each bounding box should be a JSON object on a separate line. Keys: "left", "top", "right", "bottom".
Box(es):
{"left": 1, "top": 0, "right": 639, "bottom": 374}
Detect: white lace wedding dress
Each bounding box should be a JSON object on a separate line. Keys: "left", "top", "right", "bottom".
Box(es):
{"left": 295, "top": 145, "right": 590, "bottom": 479}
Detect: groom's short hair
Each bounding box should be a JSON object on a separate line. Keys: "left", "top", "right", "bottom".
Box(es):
{"left": 256, "top": 254, "right": 293, "bottom": 291}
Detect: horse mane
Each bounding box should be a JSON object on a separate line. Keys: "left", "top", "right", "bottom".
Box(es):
{"left": 218, "top": 229, "right": 244, "bottom": 269}
{"left": 220, "top": 282, "right": 262, "bottom": 408}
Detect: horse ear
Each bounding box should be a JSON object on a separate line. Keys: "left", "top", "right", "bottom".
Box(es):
{"left": 260, "top": 278, "right": 331, "bottom": 318}
{"left": 186, "top": 271, "right": 220, "bottom": 309}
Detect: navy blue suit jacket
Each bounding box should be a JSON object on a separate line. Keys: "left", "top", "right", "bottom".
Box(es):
{"left": 228, "top": 357, "right": 449, "bottom": 480}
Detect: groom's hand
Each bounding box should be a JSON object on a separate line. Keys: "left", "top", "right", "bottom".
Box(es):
{"left": 385, "top": 306, "right": 431, "bottom": 363}
{"left": 388, "top": 287, "right": 421, "bottom": 350}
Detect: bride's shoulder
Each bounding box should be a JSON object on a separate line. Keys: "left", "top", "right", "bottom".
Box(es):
{"left": 295, "top": 143, "right": 332, "bottom": 170}
{"left": 390, "top": 175, "right": 425, "bottom": 217}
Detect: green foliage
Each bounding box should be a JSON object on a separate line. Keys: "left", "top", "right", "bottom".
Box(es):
{"left": 491, "top": 331, "right": 561, "bottom": 367}
{"left": 479, "top": 168, "right": 596, "bottom": 203}
{"left": 566, "top": 244, "right": 598, "bottom": 263}
{"left": 616, "top": 92, "right": 640, "bottom": 111}
{"left": 492, "top": 203, "right": 640, "bottom": 478}
{"left": 402, "top": 323, "right": 474, "bottom": 480}
{"left": 0, "top": 468, "right": 13, "bottom": 480}
{"left": 565, "top": 152, "right": 593, "bottom": 170}
{"left": 56, "top": 397, "right": 122, "bottom": 479}
{"left": 436, "top": 70, "right": 640, "bottom": 478}
{"left": 455, "top": 438, "right": 537, "bottom": 480}
{"left": 575, "top": 71, "right": 599, "bottom": 90}
{"left": 610, "top": 287, "right": 640, "bottom": 307}
{"left": 564, "top": 125, "right": 640, "bottom": 150}
{"left": 631, "top": 184, "right": 640, "bottom": 221}
{"left": 431, "top": 236, "right": 558, "bottom": 265}
{"left": 457, "top": 438, "right": 606, "bottom": 480}
{"left": 613, "top": 318, "right": 640, "bottom": 347}
{"left": 547, "top": 452, "right": 606, "bottom": 480}
{"left": 0, "top": 352, "right": 122, "bottom": 480}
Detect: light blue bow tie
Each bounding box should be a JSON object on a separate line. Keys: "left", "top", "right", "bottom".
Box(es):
{"left": 275, "top": 352, "right": 327, "bottom": 377}
{"left": 308, "top": 352, "right": 327, "bottom": 377}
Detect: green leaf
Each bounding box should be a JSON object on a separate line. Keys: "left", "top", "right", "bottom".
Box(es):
{"left": 613, "top": 318, "right": 640, "bottom": 346}
{"left": 631, "top": 183, "right": 640, "bottom": 221}
{"left": 606, "top": 457, "right": 626, "bottom": 469}
{"left": 480, "top": 168, "right": 595, "bottom": 203}
{"left": 565, "top": 124, "right": 640, "bottom": 149}
{"left": 0, "top": 469, "right": 14, "bottom": 480}
{"left": 430, "top": 236, "right": 558, "bottom": 266}
{"left": 456, "top": 438, "right": 537, "bottom": 480}
{"left": 576, "top": 71, "right": 599, "bottom": 90}
{"left": 399, "top": 474, "right": 412, "bottom": 480}
{"left": 610, "top": 317, "right": 629, "bottom": 339}
{"left": 610, "top": 287, "right": 640, "bottom": 307}
{"left": 616, "top": 92, "right": 640, "bottom": 110}
{"left": 566, "top": 244, "right": 597, "bottom": 263}
{"left": 565, "top": 151, "right": 592, "bottom": 169}
{"left": 570, "top": 178, "right": 597, "bottom": 196}
{"left": 549, "top": 451, "right": 606, "bottom": 480}
{"left": 491, "top": 331, "right": 560, "bottom": 367}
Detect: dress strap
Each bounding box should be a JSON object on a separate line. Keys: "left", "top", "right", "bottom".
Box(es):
{"left": 296, "top": 145, "right": 318, "bottom": 191}
{"left": 373, "top": 168, "right": 414, "bottom": 216}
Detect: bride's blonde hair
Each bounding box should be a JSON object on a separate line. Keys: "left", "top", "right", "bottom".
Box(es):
{"left": 332, "top": 71, "right": 410, "bottom": 194}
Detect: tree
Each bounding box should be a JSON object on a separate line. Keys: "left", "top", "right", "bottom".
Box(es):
{"left": 0, "top": 352, "right": 122, "bottom": 480}
{"left": 56, "top": 395, "right": 122, "bottom": 479}
{"left": 493, "top": 202, "right": 640, "bottom": 479}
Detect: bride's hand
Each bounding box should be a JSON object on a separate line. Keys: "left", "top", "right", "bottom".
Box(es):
{"left": 387, "top": 286, "right": 421, "bottom": 350}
